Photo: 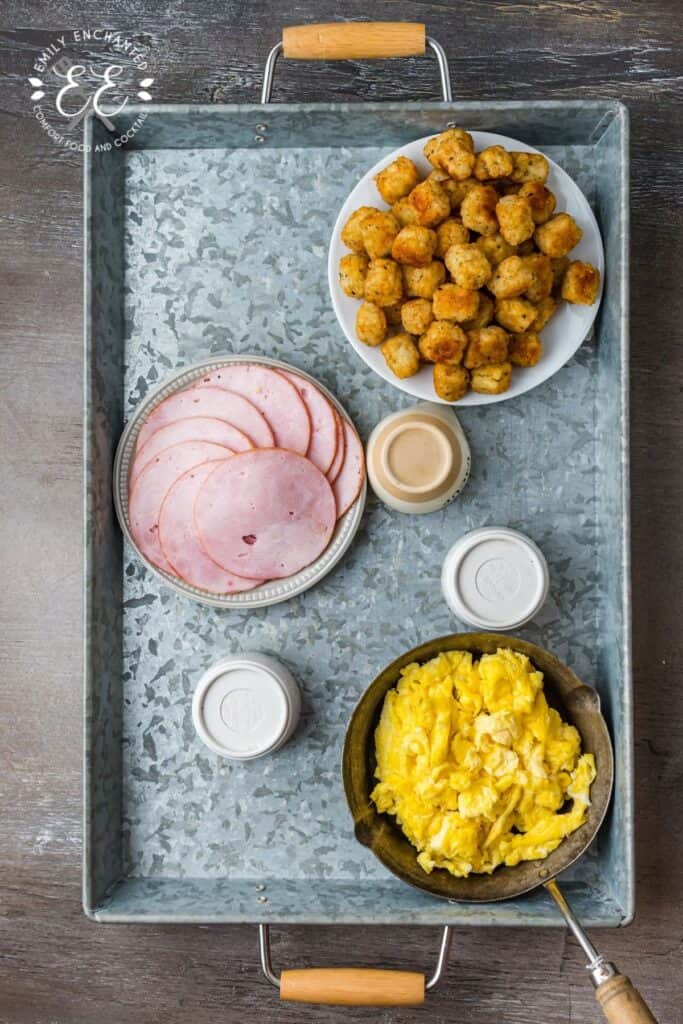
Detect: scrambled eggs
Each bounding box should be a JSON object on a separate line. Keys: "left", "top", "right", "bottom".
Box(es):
{"left": 371, "top": 648, "right": 596, "bottom": 877}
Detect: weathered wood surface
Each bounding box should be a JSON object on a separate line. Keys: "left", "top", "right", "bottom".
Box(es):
{"left": 0, "top": 1, "right": 681, "bottom": 1021}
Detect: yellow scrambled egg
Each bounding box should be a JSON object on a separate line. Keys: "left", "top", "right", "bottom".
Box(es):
{"left": 371, "top": 648, "right": 596, "bottom": 877}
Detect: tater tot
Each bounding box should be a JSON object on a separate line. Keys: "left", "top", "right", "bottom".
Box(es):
{"left": 407, "top": 178, "right": 451, "bottom": 227}
{"left": 339, "top": 252, "right": 369, "bottom": 299}
{"left": 524, "top": 253, "right": 553, "bottom": 302}
{"left": 392, "top": 197, "right": 420, "bottom": 227}
{"left": 474, "top": 145, "right": 514, "bottom": 181}
{"left": 424, "top": 129, "right": 476, "bottom": 180}
{"left": 381, "top": 333, "right": 421, "bottom": 378}
{"left": 463, "top": 293, "right": 494, "bottom": 330}
{"left": 475, "top": 232, "right": 516, "bottom": 266}
{"left": 443, "top": 176, "right": 480, "bottom": 212}
{"left": 434, "top": 363, "right": 470, "bottom": 401}
{"left": 361, "top": 210, "right": 400, "bottom": 259}
{"left": 509, "top": 331, "right": 543, "bottom": 366}
{"left": 489, "top": 255, "right": 534, "bottom": 299}
{"left": 470, "top": 362, "right": 512, "bottom": 394}
{"left": 403, "top": 261, "right": 446, "bottom": 299}
{"left": 460, "top": 184, "right": 499, "bottom": 236}
{"left": 341, "top": 206, "right": 376, "bottom": 252}
{"left": 427, "top": 170, "right": 468, "bottom": 212}
{"left": 445, "top": 243, "right": 492, "bottom": 290}
{"left": 464, "top": 326, "right": 510, "bottom": 368}
{"left": 436, "top": 218, "right": 470, "bottom": 259}
{"left": 375, "top": 156, "right": 420, "bottom": 205}
{"left": 561, "top": 261, "right": 601, "bottom": 305}
{"left": 509, "top": 151, "right": 549, "bottom": 183}
{"left": 364, "top": 258, "right": 404, "bottom": 307}
{"left": 518, "top": 181, "right": 556, "bottom": 224}
{"left": 532, "top": 295, "right": 558, "bottom": 331}
{"left": 418, "top": 321, "right": 467, "bottom": 364}
{"left": 496, "top": 195, "right": 535, "bottom": 245}
{"left": 432, "top": 283, "right": 480, "bottom": 323}
{"left": 401, "top": 298, "right": 433, "bottom": 335}
{"left": 355, "top": 301, "right": 387, "bottom": 346}
{"left": 391, "top": 225, "right": 437, "bottom": 267}
{"left": 495, "top": 297, "right": 538, "bottom": 333}
{"left": 534, "top": 213, "right": 583, "bottom": 257}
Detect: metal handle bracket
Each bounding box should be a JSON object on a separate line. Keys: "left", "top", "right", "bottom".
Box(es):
{"left": 258, "top": 923, "right": 452, "bottom": 992}
{"left": 261, "top": 35, "right": 452, "bottom": 104}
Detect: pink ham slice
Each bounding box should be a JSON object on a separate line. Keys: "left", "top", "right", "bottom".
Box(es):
{"left": 129, "top": 441, "right": 234, "bottom": 573}
{"left": 158, "top": 461, "right": 262, "bottom": 594}
{"left": 281, "top": 370, "right": 338, "bottom": 475}
{"left": 130, "top": 416, "right": 252, "bottom": 490}
{"left": 194, "top": 364, "right": 311, "bottom": 454}
{"left": 332, "top": 421, "right": 365, "bottom": 518}
{"left": 135, "top": 386, "right": 273, "bottom": 451}
{"left": 327, "top": 409, "right": 346, "bottom": 482}
{"left": 195, "top": 449, "right": 336, "bottom": 580}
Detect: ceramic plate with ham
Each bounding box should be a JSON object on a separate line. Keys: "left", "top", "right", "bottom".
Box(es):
{"left": 115, "top": 358, "right": 366, "bottom": 607}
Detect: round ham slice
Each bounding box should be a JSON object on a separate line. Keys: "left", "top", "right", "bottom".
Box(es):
{"left": 327, "top": 409, "right": 346, "bottom": 482}
{"left": 136, "top": 387, "right": 273, "bottom": 451}
{"left": 195, "top": 449, "right": 336, "bottom": 580}
{"left": 130, "top": 417, "right": 252, "bottom": 490}
{"left": 129, "top": 441, "right": 233, "bottom": 573}
{"left": 195, "top": 364, "right": 311, "bottom": 454}
{"left": 281, "top": 370, "right": 338, "bottom": 475}
{"left": 158, "top": 462, "right": 263, "bottom": 594}
{"left": 333, "top": 421, "right": 365, "bottom": 518}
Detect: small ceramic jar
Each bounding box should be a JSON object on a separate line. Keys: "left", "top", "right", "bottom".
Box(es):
{"left": 441, "top": 527, "right": 550, "bottom": 631}
{"left": 366, "top": 402, "right": 471, "bottom": 514}
{"left": 192, "top": 653, "right": 301, "bottom": 760}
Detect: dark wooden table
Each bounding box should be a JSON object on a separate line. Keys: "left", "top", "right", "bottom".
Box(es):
{"left": 1, "top": 2, "right": 681, "bottom": 1021}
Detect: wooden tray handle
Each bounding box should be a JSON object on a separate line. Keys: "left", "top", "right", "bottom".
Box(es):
{"left": 282, "top": 22, "right": 426, "bottom": 61}
{"left": 596, "top": 975, "right": 658, "bottom": 1024}
{"left": 280, "top": 967, "right": 425, "bottom": 1006}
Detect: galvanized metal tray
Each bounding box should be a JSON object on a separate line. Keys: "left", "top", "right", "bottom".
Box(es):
{"left": 84, "top": 83, "right": 631, "bottom": 928}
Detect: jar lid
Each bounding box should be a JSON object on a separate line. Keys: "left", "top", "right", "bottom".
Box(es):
{"left": 366, "top": 403, "right": 470, "bottom": 515}
{"left": 441, "top": 527, "right": 549, "bottom": 631}
{"left": 192, "top": 653, "right": 301, "bottom": 760}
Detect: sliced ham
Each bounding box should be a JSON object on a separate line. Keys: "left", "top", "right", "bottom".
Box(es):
{"left": 135, "top": 386, "right": 273, "bottom": 451}
{"left": 327, "top": 409, "right": 346, "bottom": 482}
{"left": 130, "top": 417, "right": 252, "bottom": 490}
{"left": 195, "top": 449, "right": 336, "bottom": 580}
{"left": 333, "top": 421, "right": 365, "bottom": 518}
{"left": 158, "top": 461, "right": 262, "bottom": 594}
{"left": 129, "top": 441, "right": 233, "bottom": 573}
{"left": 195, "top": 364, "right": 311, "bottom": 454}
{"left": 281, "top": 370, "right": 338, "bottom": 475}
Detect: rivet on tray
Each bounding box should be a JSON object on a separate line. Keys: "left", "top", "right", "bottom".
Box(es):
{"left": 257, "top": 895, "right": 269, "bottom": 903}
{"left": 254, "top": 134, "right": 266, "bottom": 144}
{"left": 256, "top": 123, "right": 268, "bottom": 132}
{"left": 446, "top": 121, "right": 458, "bottom": 129}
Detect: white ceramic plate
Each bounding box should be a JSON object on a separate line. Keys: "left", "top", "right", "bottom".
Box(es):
{"left": 328, "top": 131, "right": 604, "bottom": 406}
{"left": 113, "top": 356, "right": 366, "bottom": 609}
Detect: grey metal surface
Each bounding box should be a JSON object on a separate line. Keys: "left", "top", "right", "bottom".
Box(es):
{"left": 84, "top": 100, "right": 631, "bottom": 926}
{"left": 112, "top": 356, "right": 366, "bottom": 609}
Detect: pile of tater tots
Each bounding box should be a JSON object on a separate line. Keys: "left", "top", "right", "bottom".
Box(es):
{"left": 338, "top": 128, "right": 601, "bottom": 400}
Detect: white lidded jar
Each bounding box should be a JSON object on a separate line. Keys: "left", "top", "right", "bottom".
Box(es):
{"left": 366, "top": 402, "right": 471, "bottom": 514}
{"left": 441, "top": 527, "right": 550, "bottom": 631}
{"left": 192, "top": 653, "right": 301, "bottom": 760}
